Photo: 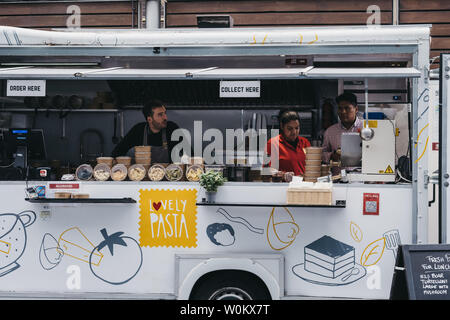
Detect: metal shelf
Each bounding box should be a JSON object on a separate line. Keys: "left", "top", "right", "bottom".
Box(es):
{"left": 25, "top": 197, "right": 136, "bottom": 204}
{"left": 0, "top": 108, "right": 121, "bottom": 113}
{"left": 196, "top": 202, "right": 345, "bottom": 208}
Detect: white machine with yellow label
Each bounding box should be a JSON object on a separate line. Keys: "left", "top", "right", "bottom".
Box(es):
{"left": 342, "top": 119, "right": 397, "bottom": 183}
{"left": 361, "top": 119, "right": 396, "bottom": 181}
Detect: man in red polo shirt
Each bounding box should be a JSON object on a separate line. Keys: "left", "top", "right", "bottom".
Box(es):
{"left": 265, "top": 110, "right": 311, "bottom": 176}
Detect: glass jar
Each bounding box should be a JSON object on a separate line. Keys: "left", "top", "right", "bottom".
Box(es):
{"left": 128, "top": 164, "right": 146, "bottom": 181}
{"left": 165, "top": 164, "right": 183, "bottom": 181}
{"left": 75, "top": 164, "right": 93, "bottom": 181}
{"left": 148, "top": 164, "right": 166, "bottom": 181}
{"left": 111, "top": 163, "right": 128, "bottom": 181}
{"left": 186, "top": 164, "right": 204, "bottom": 182}
{"left": 93, "top": 163, "right": 111, "bottom": 181}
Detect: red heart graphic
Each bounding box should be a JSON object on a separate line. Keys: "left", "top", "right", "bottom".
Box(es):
{"left": 153, "top": 201, "right": 162, "bottom": 211}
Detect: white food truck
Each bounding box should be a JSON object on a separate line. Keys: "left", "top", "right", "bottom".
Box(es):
{"left": 0, "top": 24, "right": 444, "bottom": 300}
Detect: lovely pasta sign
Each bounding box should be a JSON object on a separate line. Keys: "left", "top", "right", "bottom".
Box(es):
{"left": 138, "top": 189, "right": 198, "bottom": 248}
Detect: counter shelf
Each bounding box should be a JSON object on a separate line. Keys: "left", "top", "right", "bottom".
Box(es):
{"left": 24, "top": 197, "right": 136, "bottom": 204}
{"left": 196, "top": 202, "right": 346, "bottom": 208}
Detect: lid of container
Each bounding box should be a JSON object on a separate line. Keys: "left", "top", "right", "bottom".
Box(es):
{"left": 75, "top": 164, "right": 93, "bottom": 180}
{"left": 93, "top": 163, "right": 111, "bottom": 181}
{"left": 128, "top": 163, "right": 146, "bottom": 181}
{"left": 148, "top": 163, "right": 166, "bottom": 181}
{"left": 165, "top": 163, "right": 183, "bottom": 181}
{"left": 186, "top": 164, "right": 204, "bottom": 181}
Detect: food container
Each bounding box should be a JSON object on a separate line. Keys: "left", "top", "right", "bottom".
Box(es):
{"left": 226, "top": 165, "right": 249, "bottom": 182}
{"left": 287, "top": 188, "right": 332, "bottom": 205}
{"left": 305, "top": 146, "right": 323, "bottom": 161}
{"left": 305, "top": 153, "right": 322, "bottom": 160}
{"left": 205, "top": 165, "right": 225, "bottom": 174}
{"left": 305, "top": 147, "right": 323, "bottom": 154}
{"left": 165, "top": 164, "right": 184, "bottom": 181}
{"left": 96, "top": 157, "right": 114, "bottom": 167}
{"left": 271, "top": 171, "right": 284, "bottom": 183}
{"left": 305, "top": 166, "right": 322, "bottom": 174}
{"left": 115, "top": 156, "right": 132, "bottom": 167}
{"left": 249, "top": 169, "right": 262, "bottom": 182}
{"left": 283, "top": 172, "right": 294, "bottom": 183}
{"left": 54, "top": 192, "right": 72, "bottom": 199}
{"left": 135, "top": 146, "right": 151, "bottom": 153}
{"left": 135, "top": 157, "right": 152, "bottom": 165}
{"left": 75, "top": 164, "right": 93, "bottom": 181}
{"left": 305, "top": 159, "right": 322, "bottom": 166}
{"left": 93, "top": 163, "right": 111, "bottom": 181}
{"left": 111, "top": 164, "right": 128, "bottom": 181}
{"left": 186, "top": 165, "right": 204, "bottom": 182}
{"left": 148, "top": 164, "right": 166, "bottom": 181}
{"left": 72, "top": 194, "right": 90, "bottom": 199}
{"left": 321, "top": 164, "right": 331, "bottom": 176}
{"left": 189, "top": 157, "right": 204, "bottom": 165}
{"left": 128, "top": 164, "right": 146, "bottom": 181}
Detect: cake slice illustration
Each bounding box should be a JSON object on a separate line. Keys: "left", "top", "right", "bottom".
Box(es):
{"left": 292, "top": 235, "right": 367, "bottom": 286}
{"left": 304, "top": 235, "right": 355, "bottom": 279}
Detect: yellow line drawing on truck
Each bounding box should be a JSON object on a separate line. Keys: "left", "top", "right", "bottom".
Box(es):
{"left": 308, "top": 34, "right": 318, "bottom": 44}
{"left": 360, "top": 238, "right": 386, "bottom": 267}
{"left": 0, "top": 240, "right": 11, "bottom": 254}
{"left": 414, "top": 123, "right": 429, "bottom": 163}
{"left": 267, "top": 207, "right": 300, "bottom": 251}
{"left": 350, "top": 222, "right": 363, "bottom": 243}
{"left": 58, "top": 227, "right": 103, "bottom": 266}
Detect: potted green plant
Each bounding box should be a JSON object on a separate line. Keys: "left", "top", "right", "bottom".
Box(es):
{"left": 199, "top": 170, "right": 226, "bottom": 203}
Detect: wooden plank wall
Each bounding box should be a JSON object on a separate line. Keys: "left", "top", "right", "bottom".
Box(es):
{"left": 400, "top": 0, "right": 450, "bottom": 69}
{"left": 165, "top": 0, "right": 393, "bottom": 27}
{"left": 0, "top": 1, "right": 138, "bottom": 29}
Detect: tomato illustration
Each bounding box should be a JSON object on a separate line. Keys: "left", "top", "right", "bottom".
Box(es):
{"left": 89, "top": 228, "right": 143, "bottom": 285}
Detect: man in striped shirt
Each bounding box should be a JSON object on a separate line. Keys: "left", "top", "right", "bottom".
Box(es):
{"left": 322, "top": 92, "right": 363, "bottom": 166}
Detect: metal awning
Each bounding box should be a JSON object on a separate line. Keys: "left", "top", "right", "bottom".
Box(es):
{"left": 0, "top": 66, "right": 221, "bottom": 80}
{"left": 0, "top": 66, "right": 421, "bottom": 80}
{"left": 306, "top": 67, "right": 421, "bottom": 78}
{"left": 191, "top": 67, "right": 312, "bottom": 79}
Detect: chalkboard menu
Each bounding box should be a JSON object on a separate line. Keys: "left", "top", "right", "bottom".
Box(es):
{"left": 390, "top": 244, "right": 450, "bottom": 300}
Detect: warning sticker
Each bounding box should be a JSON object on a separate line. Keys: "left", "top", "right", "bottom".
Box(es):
{"left": 384, "top": 165, "right": 394, "bottom": 174}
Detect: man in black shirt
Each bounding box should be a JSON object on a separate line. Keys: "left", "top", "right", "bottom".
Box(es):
{"left": 111, "top": 100, "right": 180, "bottom": 163}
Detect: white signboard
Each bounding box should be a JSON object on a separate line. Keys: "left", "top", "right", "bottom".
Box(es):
{"left": 6, "top": 80, "right": 46, "bottom": 97}
{"left": 219, "top": 81, "right": 261, "bottom": 98}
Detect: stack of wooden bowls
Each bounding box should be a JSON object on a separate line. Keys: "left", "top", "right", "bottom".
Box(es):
{"left": 115, "top": 156, "right": 132, "bottom": 168}
{"left": 321, "top": 164, "right": 330, "bottom": 177}
{"left": 304, "top": 147, "right": 323, "bottom": 182}
{"left": 134, "top": 146, "right": 151, "bottom": 165}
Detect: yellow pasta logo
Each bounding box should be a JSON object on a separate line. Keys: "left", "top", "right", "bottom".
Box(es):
{"left": 139, "top": 189, "right": 198, "bottom": 248}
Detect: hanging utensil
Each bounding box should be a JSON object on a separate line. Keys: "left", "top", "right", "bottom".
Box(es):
{"left": 112, "top": 112, "right": 119, "bottom": 144}
{"left": 262, "top": 114, "right": 267, "bottom": 131}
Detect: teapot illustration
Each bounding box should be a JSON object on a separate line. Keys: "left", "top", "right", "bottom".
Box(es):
{"left": 0, "top": 211, "right": 36, "bottom": 277}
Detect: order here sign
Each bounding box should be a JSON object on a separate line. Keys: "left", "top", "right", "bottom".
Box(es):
{"left": 6, "top": 80, "right": 46, "bottom": 97}
{"left": 219, "top": 81, "right": 261, "bottom": 98}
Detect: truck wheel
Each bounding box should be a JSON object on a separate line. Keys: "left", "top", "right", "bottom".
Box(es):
{"left": 189, "top": 270, "right": 272, "bottom": 300}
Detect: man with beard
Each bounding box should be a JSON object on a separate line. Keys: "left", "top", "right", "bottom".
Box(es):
{"left": 111, "top": 99, "right": 180, "bottom": 163}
